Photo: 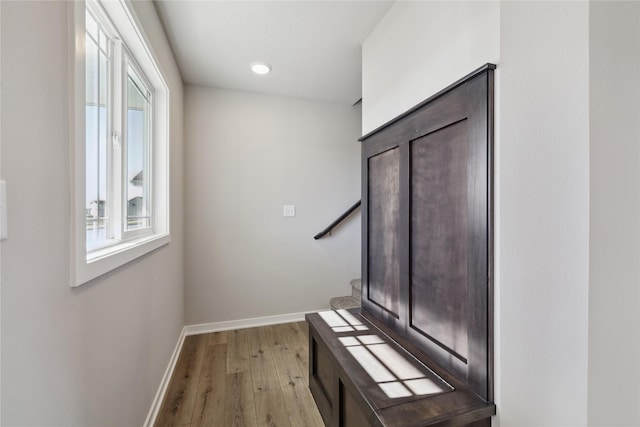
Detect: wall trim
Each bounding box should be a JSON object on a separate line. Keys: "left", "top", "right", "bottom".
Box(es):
{"left": 143, "top": 327, "right": 186, "bottom": 427}
{"left": 183, "top": 309, "right": 323, "bottom": 336}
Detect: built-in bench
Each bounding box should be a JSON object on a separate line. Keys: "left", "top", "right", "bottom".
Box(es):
{"left": 308, "top": 64, "right": 497, "bottom": 426}
{"left": 306, "top": 309, "right": 495, "bottom": 427}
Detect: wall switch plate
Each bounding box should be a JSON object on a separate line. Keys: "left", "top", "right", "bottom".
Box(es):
{"left": 283, "top": 205, "right": 295, "bottom": 217}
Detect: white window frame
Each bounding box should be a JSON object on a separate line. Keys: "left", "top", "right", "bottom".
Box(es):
{"left": 122, "top": 57, "right": 153, "bottom": 239}
{"left": 69, "top": 0, "right": 170, "bottom": 287}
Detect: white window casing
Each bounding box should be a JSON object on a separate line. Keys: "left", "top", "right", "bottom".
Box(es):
{"left": 69, "top": 0, "right": 170, "bottom": 287}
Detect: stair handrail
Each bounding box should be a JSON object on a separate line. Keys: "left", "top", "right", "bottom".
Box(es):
{"left": 314, "top": 200, "right": 361, "bottom": 240}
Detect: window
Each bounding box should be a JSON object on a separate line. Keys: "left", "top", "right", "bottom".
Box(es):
{"left": 124, "top": 65, "right": 152, "bottom": 233}
{"left": 71, "top": 0, "right": 170, "bottom": 286}
{"left": 84, "top": 6, "right": 112, "bottom": 251}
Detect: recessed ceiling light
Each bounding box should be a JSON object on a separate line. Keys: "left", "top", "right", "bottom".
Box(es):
{"left": 251, "top": 62, "right": 272, "bottom": 75}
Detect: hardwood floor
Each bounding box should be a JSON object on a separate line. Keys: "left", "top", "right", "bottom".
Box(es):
{"left": 155, "top": 322, "right": 325, "bottom": 427}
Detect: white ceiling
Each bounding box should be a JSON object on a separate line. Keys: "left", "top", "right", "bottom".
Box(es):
{"left": 154, "top": 0, "right": 394, "bottom": 105}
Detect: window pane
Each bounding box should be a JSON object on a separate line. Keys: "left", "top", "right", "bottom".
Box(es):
{"left": 85, "top": 11, "right": 110, "bottom": 250}
{"left": 99, "top": 28, "right": 108, "bottom": 53}
{"left": 126, "top": 68, "right": 151, "bottom": 230}
{"left": 86, "top": 10, "right": 98, "bottom": 41}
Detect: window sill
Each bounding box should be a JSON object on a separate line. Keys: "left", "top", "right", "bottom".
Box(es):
{"left": 88, "top": 232, "right": 167, "bottom": 262}
{"left": 72, "top": 232, "right": 170, "bottom": 287}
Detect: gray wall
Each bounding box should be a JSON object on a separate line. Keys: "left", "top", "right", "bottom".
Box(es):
{"left": 0, "top": 1, "right": 184, "bottom": 425}
{"left": 588, "top": 2, "right": 640, "bottom": 425}
{"left": 184, "top": 86, "right": 361, "bottom": 325}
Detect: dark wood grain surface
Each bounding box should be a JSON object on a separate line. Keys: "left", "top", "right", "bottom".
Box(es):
{"left": 360, "top": 65, "right": 494, "bottom": 402}
{"left": 367, "top": 148, "right": 401, "bottom": 317}
{"left": 347, "top": 64, "right": 495, "bottom": 426}
{"left": 306, "top": 310, "right": 495, "bottom": 427}
{"left": 410, "top": 121, "right": 470, "bottom": 363}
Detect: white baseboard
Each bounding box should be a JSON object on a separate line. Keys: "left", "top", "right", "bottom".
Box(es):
{"left": 143, "top": 327, "right": 187, "bottom": 427}
{"left": 143, "top": 309, "right": 324, "bottom": 426}
{"left": 183, "top": 309, "right": 324, "bottom": 336}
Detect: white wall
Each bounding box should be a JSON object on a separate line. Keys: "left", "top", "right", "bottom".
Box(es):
{"left": 588, "top": 2, "right": 640, "bottom": 425}
{"left": 363, "top": 1, "right": 592, "bottom": 425}
{"left": 361, "top": 1, "right": 500, "bottom": 134}
{"left": 499, "top": 2, "right": 590, "bottom": 425}
{"left": 184, "top": 87, "right": 361, "bottom": 325}
{"left": 0, "top": 3, "right": 3, "bottom": 421}
{"left": 0, "top": 1, "right": 184, "bottom": 425}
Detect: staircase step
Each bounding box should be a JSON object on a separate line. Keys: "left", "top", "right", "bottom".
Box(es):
{"left": 328, "top": 278, "right": 363, "bottom": 310}
{"left": 330, "top": 294, "right": 361, "bottom": 310}
{"left": 350, "top": 278, "right": 361, "bottom": 297}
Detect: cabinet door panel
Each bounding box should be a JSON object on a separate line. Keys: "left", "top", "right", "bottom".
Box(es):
{"left": 410, "top": 121, "right": 469, "bottom": 363}
{"left": 340, "top": 381, "right": 372, "bottom": 427}
{"left": 367, "top": 147, "right": 401, "bottom": 317}
{"left": 310, "top": 338, "right": 333, "bottom": 426}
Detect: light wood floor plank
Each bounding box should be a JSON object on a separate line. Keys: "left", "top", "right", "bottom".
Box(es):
{"left": 258, "top": 323, "right": 277, "bottom": 347}
{"left": 207, "top": 331, "right": 228, "bottom": 345}
{"left": 296, "top": 321, "right": 309, "bottom": 341}
{"left": 271, "top": 334, "right": 324, "bottom": 427}
{"left": 224, "top": 371, "right": 258, "bottom": 427}
{"left": 247, "top": 327, "right": 280, "bottom": 393}
{"left": 254, "top": 390, "right": 292, "bottom": 427}
{"left": 155, "top": 334, "right": 207, "bottom": 426}
{"left": 190, "top": 344, "right": 227, "bottom": 427}
{"left": 282, "top": 322, "right": 310, "bottom": 383}
{"left": 227, "top": 328, "right": 251, "bottom": 374}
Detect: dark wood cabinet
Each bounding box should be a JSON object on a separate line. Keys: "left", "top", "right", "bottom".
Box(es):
{"left": 308, "top": 64, "right": 495, "bottom": 426}
{"left": 307, "top": 308, "right": 495, "bottom": 427}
